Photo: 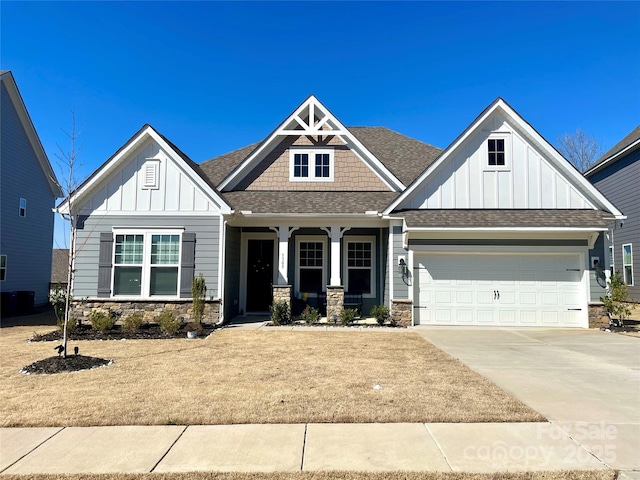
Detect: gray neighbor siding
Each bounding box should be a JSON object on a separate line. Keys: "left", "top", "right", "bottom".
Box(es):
{"left": 224, "top": 226, "right": 241, "bottom": 320}
{"left": 589, "top": 147, "right": 640, "bottom": 301}
{"left": 0, "top": 82, "right": 56, "bottom": 306}
{"left": 74, "top": 215, "right": 220, "bottom": 299}
{"left": 588, "top": 232, "right": 607, "bottom": 302}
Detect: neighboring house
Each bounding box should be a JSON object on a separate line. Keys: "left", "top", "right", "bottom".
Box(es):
{"left": 50, "top": 248, "right": 70, "bottom": 294}
{"left": 585, "top": 125, "right": 640, "bottom": 302}
{"left": 59, "top": 96, "right": 623, "bottom": 328}
{"left": 0, "top": 71, "right": 62, "bottom": 314}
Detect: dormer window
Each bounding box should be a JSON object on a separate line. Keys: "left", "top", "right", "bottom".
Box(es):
{"left": 290, "top": 149, "right": 334, "bottom": 181}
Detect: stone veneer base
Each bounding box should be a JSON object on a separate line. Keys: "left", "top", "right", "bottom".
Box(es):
{"left": 71, "top": 299, "right": 220, "bottom": 324}
{"left": 391, "top": 299, "right": 412, "bottom": 328}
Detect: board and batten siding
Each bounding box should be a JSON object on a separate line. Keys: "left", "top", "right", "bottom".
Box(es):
{"left": 391, "top": 225, "right": 409, "bottom": 300}
{"left": 589, "top": 148, "right": 640, "bottom": 301}
{"left": 78, "top": 138, "right": 223, "bottom": 215}
{"left": 73, "top": 215, "right": 220, "bottom": 298}
{"left": 403, "top": 115, "right": 595, "bottom": 210}
{"left": 0, "top": 82, "right": 57, "bottom": 305}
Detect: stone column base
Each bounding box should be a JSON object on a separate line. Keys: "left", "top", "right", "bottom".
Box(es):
{"left": 272, "top": 285, "right": 292, "bottom": 320}
{"left": 326, "top": 286, "right": 344, "bottom": 323}
{"left": 588, "top": 302, "right": 609, "bottom": 329}
{"left": 391, "top": 299, "right": 412, "bottom": 327}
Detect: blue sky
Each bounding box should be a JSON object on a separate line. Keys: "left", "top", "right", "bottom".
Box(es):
{"left": 2, "top": 1, "right": 639, "bottom": 247}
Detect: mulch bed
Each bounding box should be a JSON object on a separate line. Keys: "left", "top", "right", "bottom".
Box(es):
{"left": 30, "top": 322, "right": 218, "bottom": 342}
{"left": 20, "top": 355, "right": 113, "bottom": 375}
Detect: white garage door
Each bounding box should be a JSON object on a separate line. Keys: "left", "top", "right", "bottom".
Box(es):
{"left": 413, "top": 253, "right": 584, "bottom": 327}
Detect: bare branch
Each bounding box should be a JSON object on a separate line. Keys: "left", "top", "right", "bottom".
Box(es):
{"left": 557, "top": 128, "right": 603, "bottom": 173}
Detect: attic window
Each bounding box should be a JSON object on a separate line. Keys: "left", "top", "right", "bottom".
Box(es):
{"left": 485, "top": 134, "right": 510, "bottom": 170}
{"left": 289, "top": 149, "right": 334, "bottom": 181}
{"left": 142, "top": 160, "right": 160, "bottom": 189}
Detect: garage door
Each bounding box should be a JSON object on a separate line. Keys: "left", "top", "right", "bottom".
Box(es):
{"left": 413, "top": 254, "right": 584, "bottom": 327}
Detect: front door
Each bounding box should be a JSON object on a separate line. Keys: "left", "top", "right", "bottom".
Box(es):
{"left": 246, "top": 239, "right": 274, "bottom": 312}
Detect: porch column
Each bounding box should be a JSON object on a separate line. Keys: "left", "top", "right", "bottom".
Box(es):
{"left": 272, "top": 225, "right": 299, "bottom": 285}
{"left": 329, "top": 226, "right": 341, "bottom": 286}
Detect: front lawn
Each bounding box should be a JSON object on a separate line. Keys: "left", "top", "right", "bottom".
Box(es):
{"left": 0, "top": 326, "right": 544, "bottom": 426}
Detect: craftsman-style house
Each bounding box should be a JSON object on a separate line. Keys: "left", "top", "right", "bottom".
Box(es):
{"left": 60, "top": 96, "right": 623, "bottom": 328}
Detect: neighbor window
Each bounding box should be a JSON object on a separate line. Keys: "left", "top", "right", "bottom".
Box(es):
{"left": 622, "top": 244, "right": 633, "bottom": 286}
{"left": 113, "top": 231, "right": 182, "bottom": 297}
{"left": 19, "top": 198, "right": 26, "bottom": 217}
{"left": 609, "top": 246, "right": 614, "bottom": 277}
{"left": 290, "top": 149, "right": 334, "bottom": 181}
{"left": 344, "top": 237, "right": 376, "bottom": 296}
{"left": 296, "top": 237, "right": 326, "bottom": 294}
{"left": 0, "top": 255, "right": 6, "bottom": 281}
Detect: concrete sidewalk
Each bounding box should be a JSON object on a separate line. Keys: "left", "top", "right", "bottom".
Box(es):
{"left": 0, "top": 422, "right": 610, "bottom": 475}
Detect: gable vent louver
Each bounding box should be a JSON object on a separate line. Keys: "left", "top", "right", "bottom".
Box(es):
{"left": 142, "top": 160, "right": 159, "bottom": 189}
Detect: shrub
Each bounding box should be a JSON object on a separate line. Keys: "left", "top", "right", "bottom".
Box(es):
{"left": 300, "top": 305, "right": 320, "bottom": 324}
{"left": 90, "top": 310, "right": 116, "bottom": 332}
{"left": 49, "top": 283, "right": 67, "bottom": 328}
{"left": 157, "top": 311, "right": 181, "bottom": 335}
{"left": 123, "top": 312, "right": 145, "bottom": 333}
{"left": 601, "top": 272, "right": 632, "bottom": 326}
{"left": 185, "top": 322, "right": 203, "bottom": 335}
{"left": 339, "top": 308, "right": 358, "bottom": 326}
{"left": 191, "top": 273, "right": 206, "bottom": 323}
{"left": 370, "top": 304, "right": 390, "bottom": 326}
{"left": 270, "top": 300, "right": 291, "bottom": 325}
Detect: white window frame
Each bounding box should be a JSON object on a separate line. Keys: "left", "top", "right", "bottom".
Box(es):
{"left": 142, "top": 159, "right": 160, "bottom": 189}
{"left": 609, "top": 245, "right": 614, "bottom": 277}
{"left": 111, "top": 229, "right": 183, "bottom": 299}
{"left": 289, "top": 148, "right": 334, "bottom": 182}
{"left": 484, "top": 133, "right": 511, "bottom": 171}
{"left": 295, "top": 235, "right": 327, "bottom": 295}
{"left": 343, "top": 236, "right": 376, "bottom": 298}
{"left": 0, "top": 255, "right": 6, "bottom": 281}
{"left": 622, "top": 243, "right": 634, "bottom": 286}
{"left": 19, "top": 198, "right": 26, "bottom": 217}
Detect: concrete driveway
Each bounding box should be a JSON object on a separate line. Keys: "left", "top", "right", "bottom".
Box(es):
{"left": 413, "top": 327, "right": 640, "bottom": 471}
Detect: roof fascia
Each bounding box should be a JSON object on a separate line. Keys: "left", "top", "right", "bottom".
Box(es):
{"left": 404, "top": 226, "right": 607, "bottom": 232}
{"left": 58, "top": 125, "right": 231, "bottom": 215}
{"left": 584, "top": 138, "right": 640, "bottom": 177}
{"left": 384, "top": 98, "right": 624, "bottom": 218}
{"left": 218, "top": 95, "right": 405, "bottom": 191}
{"left": 1, "top": 72, "right": 62, "bottom": 197}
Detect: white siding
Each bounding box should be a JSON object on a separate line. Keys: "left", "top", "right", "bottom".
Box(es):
{"left": 404, "top": 113, "right": 596, "bottom": 210}
{"left": 79, "top": 139, "right": 221, "bottom": 214}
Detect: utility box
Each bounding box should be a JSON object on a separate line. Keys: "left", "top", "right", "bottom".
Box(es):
{"left": 1, "top": 291, "right": 18, "bottom": 317}
{"left": 16, "top": 291, "right": 35, "bottom": 314}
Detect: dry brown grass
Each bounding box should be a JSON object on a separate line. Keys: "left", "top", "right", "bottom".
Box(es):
{"left": 0, "top": 326, "right": 543, "bottom": 427}
{"left": 0, "top": 471, "right": 617, "bottom": 480}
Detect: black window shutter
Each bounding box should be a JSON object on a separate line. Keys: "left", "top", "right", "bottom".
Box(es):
{"left": 180, "top": 233, "right": 196, "bottom": 298}
{"left": 97, "top": 233, "right": 114, "bottom": 297}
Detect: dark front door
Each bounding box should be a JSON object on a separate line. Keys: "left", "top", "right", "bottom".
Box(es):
{"left": 246, "top": 239, "right": 274, "bottom": 312}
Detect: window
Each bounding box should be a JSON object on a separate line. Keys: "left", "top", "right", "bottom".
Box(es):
{"left": 142, "top": 160, "right": 160, "bottom": 189}
{"left": 296, "top": 236, "right": 326, "bottom": 294}
{"left": 622, "top": 244, "right": 633, "bottom": 286}
{"left": 19, "top": 198, "right": 26, "bottom": 217}
{"left": 609, "top": 246, "right": 614, "bottom": 277}
{"left": 0, "top": 255, "right": 6, "bottom": 281}
{"left": 113, "top": 230, "right": 182, "bottom": 297}
{"left": 344, "top": 237, "right": 376, "bottom": 296}
{"left": 485, "top": 134, "right": 510, "bottom": 170}
{"left": 290, "top": 149, "right": 334, "bottom": 181}
{"left": 488, "top": 139, "right": 505, "bottom": 166}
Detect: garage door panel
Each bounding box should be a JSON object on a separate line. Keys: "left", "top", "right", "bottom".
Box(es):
{"left": 413, "top": 253, "right": 584, "bottom": 327}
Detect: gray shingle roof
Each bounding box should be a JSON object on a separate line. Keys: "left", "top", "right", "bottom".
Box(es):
{"left": 199, "top": 143, "right": 261, "bottom": 187}
{"left": 396, "top": 209, "right": 610, "bottom": 229}
{"left": 223, "top": 191, "right": 399, "bottom": 214}
{"left": 586, "top": 124, "right": 640, "bottom": 174}
{"left": 347, "top": 127, "right": 442, "bottom": 186}
{"left": 51, "top": 249, "right": 69, "bottom": 284}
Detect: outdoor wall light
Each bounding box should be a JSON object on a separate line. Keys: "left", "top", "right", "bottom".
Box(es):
{"left": 398, "top": 257, "right": 408, "bottom": 277}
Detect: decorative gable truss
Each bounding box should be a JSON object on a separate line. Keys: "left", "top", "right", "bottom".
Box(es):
{"left": 218, "top": 95, "right": 405, "bottom": 192}
{"left": 386, "top": 98, "right": 624, "bottom": 218}
{"left": 58, "top": 125, "right": 231, "bottom": 216}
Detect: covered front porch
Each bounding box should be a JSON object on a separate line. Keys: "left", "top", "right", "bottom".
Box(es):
{"left": 221, "top": 213, "right": 390, "bottom": 322}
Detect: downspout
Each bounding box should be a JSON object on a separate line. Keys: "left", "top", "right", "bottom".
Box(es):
{"left": 216, "top": 217, "right": 227, "bottom": 326}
